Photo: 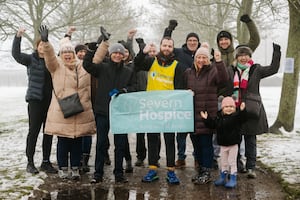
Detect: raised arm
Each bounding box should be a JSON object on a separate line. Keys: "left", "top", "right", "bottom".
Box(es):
{"left": 11, "top": 27, "right": 31, "bottom": 66}
{"left": 240, "top": 14, "right": 260, "bottom": 52}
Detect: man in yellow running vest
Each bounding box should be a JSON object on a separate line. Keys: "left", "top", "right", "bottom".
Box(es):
{"left": 134, "top": 36, "right": 187, "bottom": 184}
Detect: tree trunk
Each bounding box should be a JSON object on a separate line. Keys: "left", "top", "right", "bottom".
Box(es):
{"left": 270, "top": 1, "right": 300, "bottom": 134}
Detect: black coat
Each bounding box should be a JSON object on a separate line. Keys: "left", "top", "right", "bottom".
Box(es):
{"left": 204, "top": 109, "right": 247, "bottom": 146}
{"left": 83, "top": 50, "right": 134, "bottom": 116}
{"left": 227, "top": 47, "right": 281, "bottom": 135}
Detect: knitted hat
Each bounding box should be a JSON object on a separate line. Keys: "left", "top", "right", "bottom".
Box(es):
{"left": 195, "top": 45, "right": 210, "bottom": 58}
{"left": 186, "top": 32, "right": 199, "bottom": 42}
{"left": 221, "top": 96, "right": 236, "bottom": 109}
{"left": 217, "top": 30, "right": 232, "bottom": 43}
{"left": 75, "top": 44, "right": 87, "bottom": 54}
{"left": 59, "top": 38, "right": 75, "bottom": 54}
{"left": 108, "top": 43, "right": 125, "bottom": 56}
{"left": 235, "top": 45, "right": 252, "bottom": 58}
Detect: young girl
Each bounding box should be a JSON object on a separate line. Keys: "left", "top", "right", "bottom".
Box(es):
{"left": 200, "top": 97, "right": 246, "bottom": 188}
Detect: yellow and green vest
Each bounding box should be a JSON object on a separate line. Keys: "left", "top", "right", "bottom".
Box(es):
{"left": 146, "top": 58, "right": 177, "bottom": 91}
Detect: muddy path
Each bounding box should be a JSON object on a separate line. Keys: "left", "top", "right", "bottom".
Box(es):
{"left": 29, "top": 160, "right": 287, "bottom": 200}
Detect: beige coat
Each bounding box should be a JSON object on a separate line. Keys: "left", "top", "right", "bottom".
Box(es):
{"left": 43, "top": 41, "right": 96, "bottom": 138}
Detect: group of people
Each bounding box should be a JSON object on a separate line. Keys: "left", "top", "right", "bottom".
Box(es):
{"left": 11, "top": 14, "right": 281, "bottom": 188}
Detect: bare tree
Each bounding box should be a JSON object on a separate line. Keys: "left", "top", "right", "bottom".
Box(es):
{"left": 270, "top": 0, "right": 300, "bottom": 134}
{"left": 0, "top": 0, "right": 138, "bottom": 48}
{"left": 152, "top": 0, "right": 286, "bottom": 48}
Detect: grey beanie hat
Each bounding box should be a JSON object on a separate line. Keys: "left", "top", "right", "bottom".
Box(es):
{"left": 108, "top": 43, "right": 125, "bottom": 56}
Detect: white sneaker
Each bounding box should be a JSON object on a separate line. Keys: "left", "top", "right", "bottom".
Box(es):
{"left": 58, "top": 167, "right": 69, "bottom": 179}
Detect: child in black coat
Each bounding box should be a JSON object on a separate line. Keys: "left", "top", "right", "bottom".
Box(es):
{"left": 200, "top": 96, "right": 246, "bottom": 188}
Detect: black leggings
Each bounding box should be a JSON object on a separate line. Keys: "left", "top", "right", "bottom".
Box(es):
{"left": 26, "top": 100, "right": 53, "bottom": 163}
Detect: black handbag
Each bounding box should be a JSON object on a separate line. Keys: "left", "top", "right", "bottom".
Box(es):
{"left": 54, "top": 68, "right": 84, "bottom": 118}
{"left": 244, "top": 92, "right": 262, "bottom": 119}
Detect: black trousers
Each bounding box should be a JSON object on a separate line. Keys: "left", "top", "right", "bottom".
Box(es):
{"left": 147, "top": 133, "right": 174, "bottom": 167}
{"left": 26, "top": 100, "right": 53, "bottom": 163}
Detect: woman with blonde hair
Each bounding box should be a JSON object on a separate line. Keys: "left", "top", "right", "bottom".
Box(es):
{"left": 38, "top": 25, "right": 96, "bottom": 180}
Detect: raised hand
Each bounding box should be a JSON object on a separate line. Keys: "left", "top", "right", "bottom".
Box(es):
{"left": 38, "top": 25, "right": 48, "bottom": 42}
{"left": 17, "top": 27, "right": 26, "bottom": 37}
{"left": 240, "top": 14, "right": 252, "bottom": 23}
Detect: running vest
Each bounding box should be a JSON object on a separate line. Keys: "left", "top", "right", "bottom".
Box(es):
{"left": 146, "top": 58, "right": 178, "bottom": 91}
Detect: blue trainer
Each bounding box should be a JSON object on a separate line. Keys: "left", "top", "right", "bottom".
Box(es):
{"left": 142, "top": 170, "right": 159, "bottom": 182}
{"left": 166, "top": 171, "right": 180, "bottom": 184}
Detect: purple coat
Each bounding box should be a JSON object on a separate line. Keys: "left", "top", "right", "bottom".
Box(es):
{"left": 184, "top": 61, "right": 228, "bottom": 135}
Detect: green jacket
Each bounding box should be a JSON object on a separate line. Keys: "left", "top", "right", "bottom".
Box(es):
{"left": 218, "top": 20, "right": 260, "bottom": 67}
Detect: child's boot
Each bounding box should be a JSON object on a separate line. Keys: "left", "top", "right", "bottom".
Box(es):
{"left": 225, "top": 173, "right": 237, "bottom": 188}
{"left": 214, "top": 171, "right": 227, "bottom": 186}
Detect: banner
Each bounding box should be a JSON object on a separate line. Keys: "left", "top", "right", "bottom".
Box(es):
{"left": 109, "top": 90, "right": 194, "bottom": 134}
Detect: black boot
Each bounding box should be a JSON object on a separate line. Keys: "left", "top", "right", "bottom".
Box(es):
{"left": 81, "top": 153, "right": 90, "bottom": 173}
{"left": 27, "top": 162, "right": 39, "bottom": 174}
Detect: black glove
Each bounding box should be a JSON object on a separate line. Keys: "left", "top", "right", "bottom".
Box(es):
{"left": 100, "top": 26, "right": 111, "bottom": 41}
{"left": 240, "top": 14, "right": 252, "bottom": 23}
{"left": 168, "top": 19, "right": 178, "bottom": 30}
{"left": 135, "top": 38, "right": 146, "bottom": 50}
{"left": 87, "top": 42, "right": 98, "bottom": 51}
{"left": 273, "top": 43, "right": 281, "bottom": 52}
{"left": 96, "top": 35, "right": 104, "bottom": 44}
{"left": 210, "top": 48, "right": 215, "bottom": 62}
{"left": 38, "top": 25, "right": 48, "bottom": 42}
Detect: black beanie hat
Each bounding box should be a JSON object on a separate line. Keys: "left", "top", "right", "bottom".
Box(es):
{"left": 217, "top": 30, "right": 232, "bottom": 43}
{"left": 186, "top": 32, "right": 199, "bottom": 42}
{"left": 75, "top": 44, "right": 87, "bottom": 54}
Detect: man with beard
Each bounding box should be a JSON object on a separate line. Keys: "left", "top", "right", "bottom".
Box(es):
{"left": 134, "top": 37, "right": 186, "bottom": 184}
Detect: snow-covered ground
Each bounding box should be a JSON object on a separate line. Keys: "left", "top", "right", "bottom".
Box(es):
{"left": 0, "top": 86, "right": 299, "bottom": 199}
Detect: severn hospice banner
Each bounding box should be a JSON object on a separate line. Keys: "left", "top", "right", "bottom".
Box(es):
{"left": 109, "top": 90, "right": 194, "bottom": 134}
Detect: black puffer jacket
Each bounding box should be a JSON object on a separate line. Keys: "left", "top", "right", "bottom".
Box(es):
{"left": 12, "top": 36, "right": 52, "bottom": 102}
{"left": 83, "top": 50, "right": 135, "bottom": 116}
{"left": 203, "top": 109, "right": 247, "bottom": 146}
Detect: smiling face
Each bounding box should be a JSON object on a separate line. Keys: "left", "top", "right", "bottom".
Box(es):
{"left": 237, "top": 54, "right": 251, "bottom": 65}
{"left": 61, "top": 51, "right": 76, "bottom": 63}
{"left": 160, "top": 38, "right": 174, "bottom": 57}
{"left": 194, "top": 54, "right": 209, "bottom": 70}
{"left": 111, "top": 52, "right": 124, "bottom": 63}
{"left": 222, "top": 104, "right": 236, "bottom": 115}
{"left": 218, "top": 37, "right": 231, "bottom": 50}
{"left": 186, "top": 36, "right": 199, "bottom": 52}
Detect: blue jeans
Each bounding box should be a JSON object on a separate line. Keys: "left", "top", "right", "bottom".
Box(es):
{"left": 176, "top": 132, "right": 187, "bottom": 160}
{"left": 57, "top": 136, "right": 82, "bottom": 169}
{"left": 190, "top": 134, "right": 213, "bottom": 169}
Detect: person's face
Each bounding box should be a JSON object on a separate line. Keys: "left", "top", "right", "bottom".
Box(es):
{"left": 186, "top": 37, "right": 199, "bottom": 52}
{"left": 237, "top": 54, "right": 251, "bottom": 65}
{"left": 218, "top": 37, "right": 231, "bottom": 50}
{"left": 61, "top": 51, "right": 75, "bottom": 63}
{"left": 148, "top": 46, "right": 157, "bottom": 57}
{"left": 76, "top": 49, "right": 87, "bottom": 60}
{"left": 194, "top": 54, "right": 209, "bottom": 69}
{"left": 222, "top": 105, "right": 236, "bottom": 115}
{"left": 111, "top": 52, "right": 124, "bottom": 63}
{"left": 123, "top": 49, "right": 129, "bottom": 61}
{"left": 160, "top": 39, "right": 174, "bottom": 57}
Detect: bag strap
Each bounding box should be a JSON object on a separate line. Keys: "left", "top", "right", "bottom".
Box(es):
{"left": 53, "top": 67, "right": 79, "bottom": 99}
